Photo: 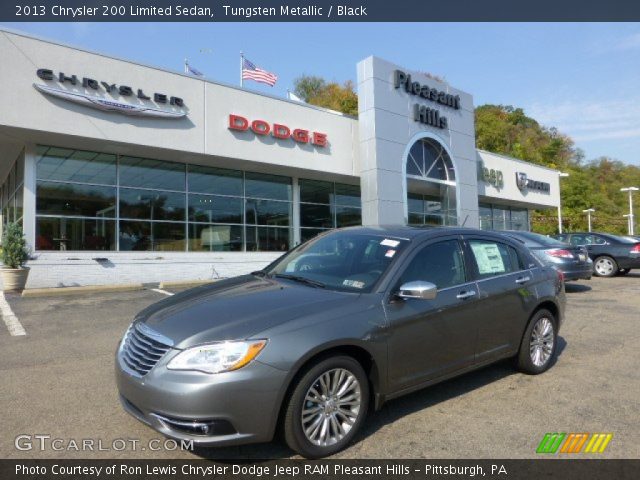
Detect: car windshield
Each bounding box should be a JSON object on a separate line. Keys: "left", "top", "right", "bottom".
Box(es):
{"left": 265, "top": 231, "right": 409, "bottom": 293}
{"left": 607, "top": 234, "right": 639, "bottom": 244}
{"left": 506, "top": 231, "right": 568, "bottom": 248}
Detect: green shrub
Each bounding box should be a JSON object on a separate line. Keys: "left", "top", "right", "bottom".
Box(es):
{"left": 1, "top": 222, "right": 29, "bottom": 269}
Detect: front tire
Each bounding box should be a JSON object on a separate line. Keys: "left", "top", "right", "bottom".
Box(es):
{"left": 593, "top": 256, "right": 618, "bottom": 277}
{"left": 516, "top": 309, "right": 557, "bottom": 375}
{"left": 283, "top": 356, "right": 369, "bottom": 458}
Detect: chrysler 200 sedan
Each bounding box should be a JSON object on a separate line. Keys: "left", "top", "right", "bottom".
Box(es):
{"left": 116, "top": 227, "right": 565, "bottom": 458}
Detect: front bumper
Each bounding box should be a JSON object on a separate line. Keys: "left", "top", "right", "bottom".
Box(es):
{"left": 115, "top": 350, "right": 288, "bottom": 447}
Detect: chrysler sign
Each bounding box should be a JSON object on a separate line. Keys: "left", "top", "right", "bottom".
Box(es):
{"left": 34, "top": 68, "right": 186, "bottom": 119}
{"left": 516, "top": 172, "right": 550, "bottom": 193}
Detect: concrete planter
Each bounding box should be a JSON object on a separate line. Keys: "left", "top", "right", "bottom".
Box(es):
{"left": 1, "top": 267, "right": 30, "bottom": 292}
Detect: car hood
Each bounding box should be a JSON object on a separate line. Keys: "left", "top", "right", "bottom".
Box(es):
{"left": 136, "top": 275, "right": 358, "bottom": 348}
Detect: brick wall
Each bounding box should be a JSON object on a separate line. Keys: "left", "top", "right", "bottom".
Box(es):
{"left": 12, "top": 252, "right": 283, "bottom": 289}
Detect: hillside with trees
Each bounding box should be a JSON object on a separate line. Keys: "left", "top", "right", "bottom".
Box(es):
{"left": 293, "top": 75, "right": 640, "bottom": 234}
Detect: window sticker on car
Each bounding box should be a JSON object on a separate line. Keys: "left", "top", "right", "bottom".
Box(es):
{"left": 380, "top": 238, "right": 400, "bottom": 247}
{"left": 385, "top": 249, "right": 396, "bottom": 258}
{"left": 343, "top": 279, "right": 365, "bottom": 289}
{"left": 471, "top": 243, "right": 506, "bottom": 275}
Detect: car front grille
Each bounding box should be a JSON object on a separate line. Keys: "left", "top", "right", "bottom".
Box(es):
{"left": 120, "top": 323, "right": 173, "bottom": 376}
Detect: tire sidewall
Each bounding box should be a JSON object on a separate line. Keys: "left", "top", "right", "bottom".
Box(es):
{"left": 593, "top": 256, "right": 618, "bottom": 277}
{"left": 284, "top": 355, "right": 369, "bottom": 458}
{"left": 518, "top": 309, "right": 558, "bottom": 375}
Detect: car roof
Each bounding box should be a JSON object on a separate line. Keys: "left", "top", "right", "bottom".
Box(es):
{"left": 339, "top": 225, "right": 513, "bottom": 241}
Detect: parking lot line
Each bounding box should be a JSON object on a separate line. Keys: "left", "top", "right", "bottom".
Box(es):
{"left": 0, "top": 292, "right": 26, "bottom": 336}
{"left": 151, "top": 288, "right": 174, "bottom": 296}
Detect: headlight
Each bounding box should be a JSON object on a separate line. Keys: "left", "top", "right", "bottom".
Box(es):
{"left": 167, "top": 340, "right": 267, "bottom": 374}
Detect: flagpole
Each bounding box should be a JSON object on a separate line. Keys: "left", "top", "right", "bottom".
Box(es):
{"left": 240, "top": 51, "right": 244, "bottom": 88}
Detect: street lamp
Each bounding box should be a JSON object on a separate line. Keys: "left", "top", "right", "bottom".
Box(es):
{"left": 623, "top": 214, "right": 632, "bottom": 235}
{"left": 620, "top": 187, "right": 639, "bottom": 235}
{"left": 582, "top": 208, "right": 595, "bottom": 232}
{"left": 557, "top": 172, "right": 570, "bottom": 234}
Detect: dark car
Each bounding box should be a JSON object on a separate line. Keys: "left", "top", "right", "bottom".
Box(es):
{"left": 552, "top": 232, "right": 640, "bottom": 277}
{"left": 499, "top": 230, "right": 592, "bottom": 281}
{"left": 116, "top": 227, "right": 565, "bottom": 458}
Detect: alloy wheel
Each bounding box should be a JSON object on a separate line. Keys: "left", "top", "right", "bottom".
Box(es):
{"left": 529, "top": 317, "right": 554, "bottom": 367}
{"left": 301, "top": 368, "right": 362, "bottom": 447}
{"left": 595, "top": 258, "right": 615, "bottom": 276}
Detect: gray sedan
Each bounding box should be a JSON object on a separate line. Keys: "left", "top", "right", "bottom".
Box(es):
{"left": 116, "top": 227, "right": 565, "bottom": 458}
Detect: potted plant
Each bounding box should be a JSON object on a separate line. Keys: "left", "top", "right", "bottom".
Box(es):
{"left": 1, "top": 222, "right": 30, "bottom": 291}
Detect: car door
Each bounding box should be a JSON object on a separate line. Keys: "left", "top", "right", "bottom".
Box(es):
{"left": 463, "top": 235, "right": 538, "bottom": 363}
{"left": 384, "top": 237, "right": 479, "bottom": 392}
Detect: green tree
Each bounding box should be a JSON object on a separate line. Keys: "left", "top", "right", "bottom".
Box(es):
{"left": 293, "top": 75, "right": 358, "bottom": 115}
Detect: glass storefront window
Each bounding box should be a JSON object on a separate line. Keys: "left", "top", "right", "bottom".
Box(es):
{"left": 119, "top": 156, "right": 185, "bottom": 191}
{"left": 36, "top": 217, "right": 116, "bottom": 251}
{"left": 479, "top": 203, "right": 493, "bottom": 230}
{"left": 188, "top": 194, "right": 243, "bottom": 224}
{"left": 479, "top": 204, "right": 530, "bottom": 231}
{"left": 335, "top": 206, "right": 362, "bottom": 227}
{"left": 492, "top": 206, "right": 510, "bottom": 231}
{"left": 37, "top": 181, "right": 116, "bottom": 217}
{"left": 300, "top": 203, "right": 333, "bottom": 228}
{"left": 245, "top": 172, "right": 292, "bottom": 201}
{"left": 245, "top": 199, "right": 291, "bottom": 226}
{"left": 119, "top": 188, "right": 186, "bottom": 222}
{"left": 246, "top": 226, "right": 291, "bottom": 252}
{"left": 334, "top": 184, "right": 361, "bottom": 207}
{"left": 188, "top": 224, "right": 243, "bottom": 252}
{"left": 188, "top": 165, "right": 243, "bottom": 196}
{"left": 300, "top": 179, "right": 333, "bottom": 204}
{"left": 37, "top": 147, "right": 117, "bottom": 185}
{"left": 119, "top": 221, "right": 186, "bottom": 251}
{"left": 299, "top": 180, "right": 362, "bottom": 241}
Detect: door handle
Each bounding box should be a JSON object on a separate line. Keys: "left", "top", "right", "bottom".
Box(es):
{"left": 456, "top": 290, "right": 477, "bottom": 300}
{"left": 515, "top": 276, "right": 531, "bottom": 284}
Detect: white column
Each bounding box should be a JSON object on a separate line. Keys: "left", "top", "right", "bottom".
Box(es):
{"left": 22, "top": 144, "right": 37, "bottom": 251}
{"left": 292, "top": 177, "right": 301, "bottom": 246}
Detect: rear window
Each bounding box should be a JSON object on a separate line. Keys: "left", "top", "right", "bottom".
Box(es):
{"left": 506, "top": 231, "right": 568, "bottom": 248}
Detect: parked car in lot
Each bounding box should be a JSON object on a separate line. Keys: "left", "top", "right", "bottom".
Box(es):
{"left": 552, "top": 232, "right": 640, "bottom": 277}
{"left": 498, "top": 230, "right": 592, "bottom": 281}
{"left": 116, "top": 227, "right": 566, "bottom": 458}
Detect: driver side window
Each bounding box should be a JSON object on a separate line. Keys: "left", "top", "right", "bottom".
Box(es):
{"left": 399, "top": 240, "right": 466, "bottom": 290}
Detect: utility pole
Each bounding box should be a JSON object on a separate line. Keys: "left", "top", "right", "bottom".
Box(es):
{"left": 557, "top": 172, "right": 569, "bottom": 234}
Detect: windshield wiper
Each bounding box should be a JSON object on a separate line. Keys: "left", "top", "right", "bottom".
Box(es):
{"left": 273, "top": 274, "right": 325, "bottom": 288}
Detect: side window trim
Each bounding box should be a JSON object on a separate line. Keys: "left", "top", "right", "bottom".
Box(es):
{"left": 387, "top": 236, "right": 470, "bottom": 296}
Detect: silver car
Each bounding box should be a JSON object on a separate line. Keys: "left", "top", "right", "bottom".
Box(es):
{"left": 116, "top": 227, "right": 565, "bottom": 458}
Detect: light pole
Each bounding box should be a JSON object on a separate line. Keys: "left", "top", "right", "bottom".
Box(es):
{"left": 620, "top": 187, "right": 639, "bottom": 235}
{"left": 557, "top": 172, "right": 570, "bottom": 234}
{"left": 583, "top": 208, "right": 595, "bottom": 232}
{"left": 623, "top": 214, "right": 632, "bottom": 235}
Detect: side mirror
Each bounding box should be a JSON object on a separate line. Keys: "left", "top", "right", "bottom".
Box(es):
{"left": 397, "top": 281, "right": 437, "bottom": 300}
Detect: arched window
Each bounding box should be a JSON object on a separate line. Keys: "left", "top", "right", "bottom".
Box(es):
{"left": 406, "top": 138, "right": 455, "bottom": 183}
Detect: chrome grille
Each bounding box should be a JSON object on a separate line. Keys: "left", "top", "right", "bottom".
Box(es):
{"left": 120, "top": 323, "right": 173, "bottom": 376}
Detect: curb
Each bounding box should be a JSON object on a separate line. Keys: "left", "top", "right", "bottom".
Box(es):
{"left": 158, "top": 279, "right": 219, "bottom": 289}
{"left": 21, "top": 283, "right": 145, "bottom": 298}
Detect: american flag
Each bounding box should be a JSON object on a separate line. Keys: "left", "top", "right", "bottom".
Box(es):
{"left": 242, "top": 57, "right": 278, "bottom": 87}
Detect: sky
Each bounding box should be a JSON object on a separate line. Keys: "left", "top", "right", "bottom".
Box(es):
{"left": 3, "top": 22, "right": 640, "bottom": 165}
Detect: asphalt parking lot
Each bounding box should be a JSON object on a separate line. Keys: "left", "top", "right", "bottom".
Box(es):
{"left": 0, "top": 275, "right": 639, "bottom": 459}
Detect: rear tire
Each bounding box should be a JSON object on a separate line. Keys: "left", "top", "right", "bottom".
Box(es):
{"left": 516, "top": 309, "right": 558, "bottom": 375}
{"left": 283, "top": 356, "right": 369, "bottom": 458}
{"left": 593, "top": 256, "right": 618, "bottom": 277}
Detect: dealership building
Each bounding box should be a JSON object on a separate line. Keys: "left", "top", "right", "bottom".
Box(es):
{"left": 0, "top": 28, "right": 561, "bottom": 289}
